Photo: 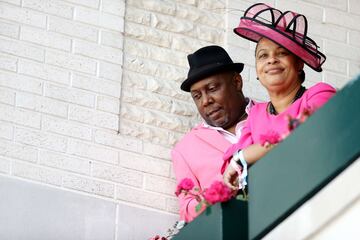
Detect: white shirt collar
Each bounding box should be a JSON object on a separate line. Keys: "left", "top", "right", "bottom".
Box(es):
{"left": 202, "top": 98, "right": 254, "bottom": 143}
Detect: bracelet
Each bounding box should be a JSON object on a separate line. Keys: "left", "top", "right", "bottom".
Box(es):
{"left": 231, "top": 150, "right": 248, "bottom": 189}
{"left": 233, "top": 150, "right": 248, "bottom": 169}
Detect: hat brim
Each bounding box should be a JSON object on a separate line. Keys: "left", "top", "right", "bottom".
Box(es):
{"left": 181, "top": 63, "right": 244, "bottom": 92}
{"left": 234, "top": 19, "right": 325, "bottom": 72}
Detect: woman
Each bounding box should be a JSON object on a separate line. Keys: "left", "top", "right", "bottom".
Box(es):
{"left": 222, "top": 3, "right": 337, "bottom": 190}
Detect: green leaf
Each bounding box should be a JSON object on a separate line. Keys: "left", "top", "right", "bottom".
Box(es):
{"left": 195, "top": 202, "right": 202, "bottom": 212}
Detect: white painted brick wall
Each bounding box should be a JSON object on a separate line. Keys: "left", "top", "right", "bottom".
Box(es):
{"left": 0, "top": 0, "right": 359, "bottom": 237}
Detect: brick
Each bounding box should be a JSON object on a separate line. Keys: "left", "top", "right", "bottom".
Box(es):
{"left": 277, "top": 0, "right": 323, "bottom": 21}
{"left": 228, "top": 46, "right": 255, "bottom": 67}
{"left": 100, "top": 30, "right": 123, "bottom": 49}
{"left": 0, "top": 20, "right": 19, "bottom": 38}
{"left": 119, "top": 150, "right": 170, "bottom": 177}
{"left": 349, "top": 30, "right": 360, "bottom": 48}
{"left": 122, "top": 89, "right": 172, "bottom": 112}
{"left": 0, "top": 157, "right": 10, "bottom": 174}
{"left": 308, "top": 21, "right": 347, "bottom": 43}
{"left": 0, "top": 139, "right": 38, "bottom": 163}
{"left": 195, "top": 25, "right": 224, "bottom": 44}
{"left": 13, "top": 161, "right": 62, "bottom": 186}
{"left": 170, "top": 100, "right": 197, "bottom": 117}
{"left": 23, "top": 0, "right": 73, "bottom": 19}
{"left": 0, "top": 121, "right": 13, "bottom": 140}
{"left": 349, "top": 62, "right": 360, "bottom": 78}
{"left": 143, "top": 142, "right": 171, "bottom": 160}
{"left": 116, "top": 185, "right": 167, "bottom": 210}
{"left": 0, "top": 87, "right": 15, "bottom": 105}
{"left": 325, "top": 41, "right": 360, "bottom": 61}
{"left": 68, "top": 139, "right": 118, "bottom": 165}
{"left": 96, "top": 95, "right": 119, "bottom": 114}
{"left": 176, "top": 4, "right": 224, "bottom": 28}
{"left": 101, "top": 0, "right": 125, "bottom": 16}
{"left": 324, "top": 72, "right": 349, "bottom": 89}
{"left": 48, "top": 16, "right": 98, "bottom": 42}
{"left": 2, "top": 0, "right": 21, "bottom": 5}
{"left": 125, "top": 6, "right": 151, "bottom": 25}
{"left": 303, "top": 0, "right": 347, "bottom": 11}
{"left": 16, "top": 92, "right": 68, "bottom": 118}
{"left": 72, "top": 74, "right": 120, "bottom": 98}
{"left": 63, "top": 174, "right": 115, "bottom": 198}
{"left": 0, "top": 103, "right": 41, "bottom": 129}
{"left": 122, "top": 71, "right": 146, "bottom": 90}
{"left": 0, "top": 54, "right": 17, "bottom": 72}
{"left": 166, "top": 196, "right": 179, "bottom": 214}
{"left": 0, "top": 4, "right": 46, "bottom": 28}
{"left": 119, "top": 119, "right": 171, "bottom": 146}
{"left": 15, "top": 127, "right": 68, "bottom": 152}
{"left": 322, "top": 57, "right": 347, "bottom": 75}
{"left": 125, "top": 22, "right": 171, "bottom": 48}
{"left": 171, "top": 35, "right": 209, "bottom": 53}
{"left": 349, "top": 0, "right": 360, "bottom": 15}
{"left": 0, "top": 37, "right": 44, "bottom": 62}
{"left": 39, "top": 150, "right": 90, "bottom": 175}
{"left": 0, "top": 70, "right": 42, "bottom": 94}
{"left": 62, "top": 0, "right": 99, "bottom": 9}
{"left": 18, "top": 59, "right": 70, "bottom": 85}
{"left": 45, "top": 50, "right": 97, "bottom": 74}
{"left": 123, "top": 55, "right": 186, "bottom": 81}
{"left": 325, "top": 8, "right": 360, "bottom": 31}
{"left": 120, "top": 104, "right": 144, "bottom": 123}
{"left": 175, "top": 0, "right": 195, "bottom": 4}
{"left": 127, "top": 0, "right": 176, "bottom": 16}
{"left": 75, "top": 6, "right": 124, "bottom": 32}
{"left": 125, "top": 39, "right": 187, "bottom": 67}
{"left": 139, "top": 108, "right": 191, "bottom": 133}
{"left": 92, "top": 162, "right": 143, "bottom": 187}
{"left": 198, "top": 0, "right": 225, "bottom": 14}
{"left": 150, "top": 12, "right": 194, "bottom": 35}
{"left": 44, "top": 83, "right": 96, "bottom": 108}
{"left": 74, "top": 39, "right": 123, "bottom": 65}
{"left": 94, "top": 129, "right": 142, "bottom": 152}
{"left": 98, "top": 61, "right": 122, "bottom": 82}
{"left": 69, "top": 105, "right": 119, "bottom": 130}
{"left": 144, "top": 175, "right": 176, "bottom": 195}
{"left": 42, "top": 115, "right": 92, "bottom": 141}
{"left": 20, "top": 26, "right": 71, "bottom": 51}
{"left": 146, "top": 77, "right": 189, "bottom": 101}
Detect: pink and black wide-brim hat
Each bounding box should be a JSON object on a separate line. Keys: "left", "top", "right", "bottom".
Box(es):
{"left": 234, "top": 3, "right": 326, "bottom": 72}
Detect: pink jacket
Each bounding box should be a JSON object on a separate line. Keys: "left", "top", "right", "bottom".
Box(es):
{"left": 224, "top": 82, "right": 337, "bottom": 160}
{"left": 171, "top": 124, "right": 232, "bottom": 222}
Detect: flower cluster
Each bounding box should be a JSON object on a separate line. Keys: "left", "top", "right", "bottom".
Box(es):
{"left": 260, "top": 108, "right": 313, "bottom": 147}
{"left": 175, "top": 178, "right": 233, "bottom": 212}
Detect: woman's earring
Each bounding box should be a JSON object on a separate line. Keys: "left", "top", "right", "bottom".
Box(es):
{"left": 256, "top": 77, "right": 259, "bottom": 80}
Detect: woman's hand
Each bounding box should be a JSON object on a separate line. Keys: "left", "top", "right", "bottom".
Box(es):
{"left": 223, "top": 163, "right": 239, "bottom": 191}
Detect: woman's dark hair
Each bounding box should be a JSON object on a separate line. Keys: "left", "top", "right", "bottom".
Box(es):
{"left": 299, "top": 70, "right": 305, "bottom": 83}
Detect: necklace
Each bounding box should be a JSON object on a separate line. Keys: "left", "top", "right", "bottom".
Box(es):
{"left": 268, "top": 86, "right": 306, "bottom": 115}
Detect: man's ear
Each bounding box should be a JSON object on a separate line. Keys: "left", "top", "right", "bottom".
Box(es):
{"left": 233, "top": 73, "right": 243, "bottom": 91}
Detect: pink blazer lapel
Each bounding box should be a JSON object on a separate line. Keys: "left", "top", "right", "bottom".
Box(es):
{"left": 193, "top": 126, "right": 231, "bottom": 153}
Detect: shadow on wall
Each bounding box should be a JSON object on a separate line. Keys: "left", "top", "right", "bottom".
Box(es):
{"left": 0, "top": 176, "right": 177, "bottom": 240}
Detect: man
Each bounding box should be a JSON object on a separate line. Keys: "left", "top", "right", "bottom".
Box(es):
{"left": 172, "top": 45, "right": 253, "bottom": 222}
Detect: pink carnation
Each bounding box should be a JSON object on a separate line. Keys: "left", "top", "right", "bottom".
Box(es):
{"left": 175, "top": 178, "right": 194, "bottom": 196}
{"left": 259, "top": 131, "right": 281, "bottom": 146}
{"left": 203, "top": 181, "right": 232, "bottom": 204}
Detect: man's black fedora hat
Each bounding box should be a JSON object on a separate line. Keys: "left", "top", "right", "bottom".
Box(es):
{"left": 181, "top": 45, "right": 244, "bottom": 92}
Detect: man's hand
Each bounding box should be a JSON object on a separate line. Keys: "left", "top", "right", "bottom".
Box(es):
{"left": 223, "top": 163, "right": 239, "bottom": 191}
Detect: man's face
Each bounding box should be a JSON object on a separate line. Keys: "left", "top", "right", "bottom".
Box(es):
{"left": 190, "top": 72, "right": 244, "bottom": 130}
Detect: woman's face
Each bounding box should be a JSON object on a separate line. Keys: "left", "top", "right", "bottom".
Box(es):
{"left": 255, "top": 38, "right": 304, "bottom": 93}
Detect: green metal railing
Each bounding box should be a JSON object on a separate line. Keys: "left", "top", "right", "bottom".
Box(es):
{"left": 173, "top": 75, "right": 360, "bottom": 240}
